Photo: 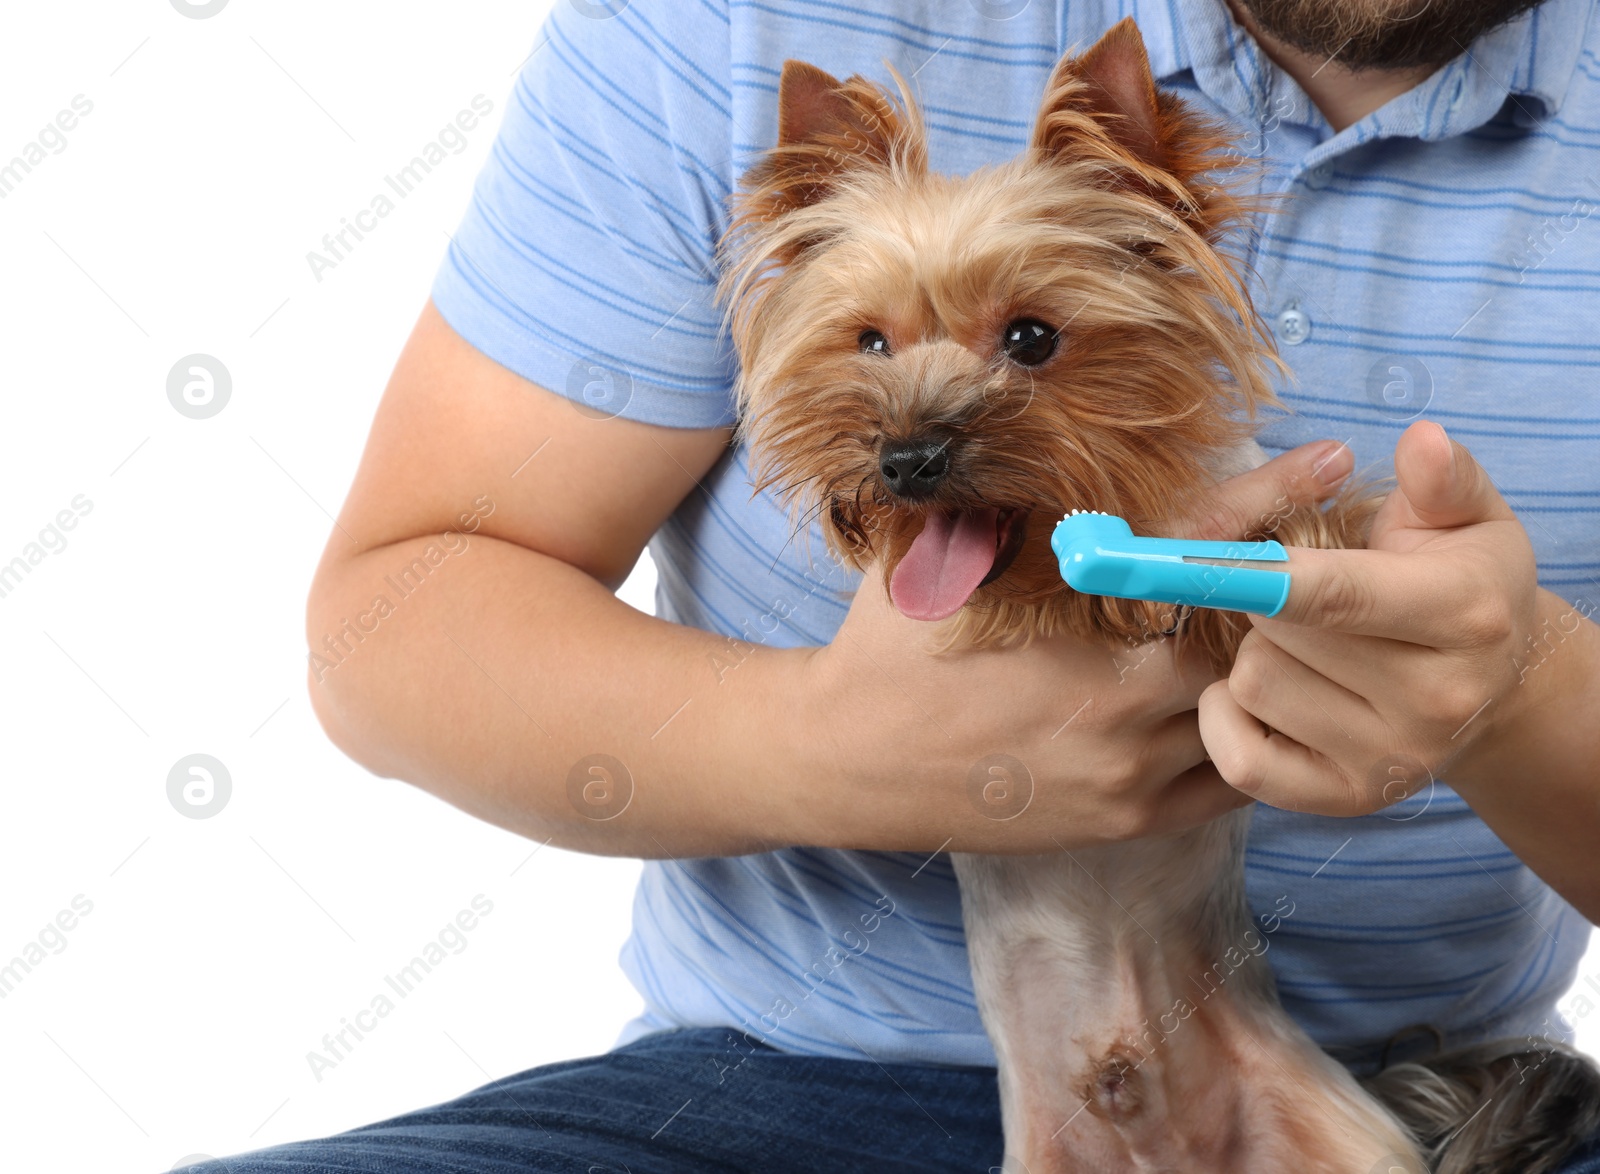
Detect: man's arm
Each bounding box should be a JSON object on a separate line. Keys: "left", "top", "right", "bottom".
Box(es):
{"left": 307, "top": 301, "right": 1356, "bottom": 860}
{"left": 1200, "top": 421, "right": 1600, "bottom": 921}
{"left": 1447, "top": 592, "right": 1600, "bottom": 919}
{"left": 306, "top": 300, "right": 806, "bottom": 858}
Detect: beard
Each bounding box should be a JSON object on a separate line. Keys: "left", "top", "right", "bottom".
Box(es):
{"left": 1234, "top": 0, "right": 1545, "bottom": 69}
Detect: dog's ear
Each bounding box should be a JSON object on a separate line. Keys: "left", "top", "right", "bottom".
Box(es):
{"left": 777, "top": 61, "right": 894, "bottom": 154}
{"left": 1034, "top": 19, "right": 1167, "bottom": 167}
{"left": 1031, "top": 18, "right": 1233, "bottom": 219}
{"left": 742, "top": 60, "right": 919, "bottom": 219}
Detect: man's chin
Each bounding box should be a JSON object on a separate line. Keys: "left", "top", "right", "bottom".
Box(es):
{"left": 1232, "top": 0, "right": 1542, "bottom": 71}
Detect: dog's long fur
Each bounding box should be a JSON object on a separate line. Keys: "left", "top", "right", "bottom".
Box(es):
{"left": 720, "top": 18, "right": 1600, "bottom": 1172}
{"left": 723, "top": 29, "right": 1369, "bottom": 670}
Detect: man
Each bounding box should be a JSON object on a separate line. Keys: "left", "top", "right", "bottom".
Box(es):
{"left": 215, "top": 0, "right": 1600, "bottom": 1169}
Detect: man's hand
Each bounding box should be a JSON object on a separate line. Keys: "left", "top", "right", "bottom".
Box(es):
{"left": 1199, "top": 420, "right": 1566, "bottom": 814}
{"left": 790, "top": 439, "right": 1356, "bottom": 853}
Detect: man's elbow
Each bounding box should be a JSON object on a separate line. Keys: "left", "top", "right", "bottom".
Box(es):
{"left": 303, "top": 570, "right": 401, "bottom": 781}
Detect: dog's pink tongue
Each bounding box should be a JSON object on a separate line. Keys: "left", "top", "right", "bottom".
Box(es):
{"left": 889, "top": 508, "right": 1000, "bottom": 621}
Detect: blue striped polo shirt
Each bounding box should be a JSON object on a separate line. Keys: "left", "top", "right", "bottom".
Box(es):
{"left": 431, "top": 0, "right": 1598, "bottom": 1071}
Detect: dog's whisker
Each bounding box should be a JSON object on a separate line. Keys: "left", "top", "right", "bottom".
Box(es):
{"left": 767, "top": 471, "right": 825, "bottom": 502}
{"left": 769, "top": 493, "right": 835, "bottom": 572}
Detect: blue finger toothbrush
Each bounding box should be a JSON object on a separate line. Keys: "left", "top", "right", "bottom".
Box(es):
{"left": 1050, "top": 510, "right": 1292, "bottom": 617}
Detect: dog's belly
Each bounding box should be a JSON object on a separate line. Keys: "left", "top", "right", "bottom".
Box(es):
{"left": 953, "top": 818, "right": 1421, "bottom": 1173}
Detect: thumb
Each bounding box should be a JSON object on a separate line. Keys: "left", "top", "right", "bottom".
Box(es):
{"left": 1393, "top": 420, "right": 1511, "bottom": 530}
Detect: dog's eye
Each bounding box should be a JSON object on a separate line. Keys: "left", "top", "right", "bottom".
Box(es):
{"left": 1001, "top": 319, "right": 1059, "bottom": 366}
{"left": 858, "top": 330, "right": 890, "bottom": 355}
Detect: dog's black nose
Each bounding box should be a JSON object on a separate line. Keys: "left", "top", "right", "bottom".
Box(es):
{"left": 879, "top": 437, "right": 951, "bottom": 500}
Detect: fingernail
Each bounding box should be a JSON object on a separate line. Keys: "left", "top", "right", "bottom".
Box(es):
{"left": 1438, "top": 422, "right": 1456, "bottom": 476}
{"left": 1310, "top": 441, "right": 1353, "bottom": 488}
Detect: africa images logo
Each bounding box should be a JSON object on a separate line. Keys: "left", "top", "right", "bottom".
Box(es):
{"left": 306, "top": 97, "right": 494, "bottom": 283}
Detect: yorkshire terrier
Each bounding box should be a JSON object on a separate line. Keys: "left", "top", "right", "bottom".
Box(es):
{"left": 721, "top": 18, "right": 1599, "bottom": 1174}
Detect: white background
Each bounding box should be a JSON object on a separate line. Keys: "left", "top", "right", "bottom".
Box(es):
{"left": 2, "top": 1, "right": 644, "bottom": 1170}
{"left": 0, "top": 1, "right": 1595, "bottom": 1172}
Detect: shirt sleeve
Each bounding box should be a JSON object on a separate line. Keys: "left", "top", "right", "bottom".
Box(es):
{"left": 431, "top": 0, "right": 738, "bottom": 428}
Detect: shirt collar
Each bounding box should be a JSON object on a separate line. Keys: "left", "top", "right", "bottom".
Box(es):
{"left": 1094, "top": 0, "right": 1594, "bottom": 152}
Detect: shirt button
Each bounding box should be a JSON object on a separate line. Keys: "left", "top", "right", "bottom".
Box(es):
{"left": 1277, "top": 307, "right": 1312, "bottom": 345}
{"left": 1302, "top": 163, "right": 1332, "bottom": 189}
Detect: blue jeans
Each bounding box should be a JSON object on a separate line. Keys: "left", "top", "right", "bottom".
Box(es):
{"left": 189, "top": 1028, "right": 1600, "bottom": 1173}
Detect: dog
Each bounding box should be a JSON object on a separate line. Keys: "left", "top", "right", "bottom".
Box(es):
{"left": 719, "top": 17, "right": 1600, "bottom": 1174}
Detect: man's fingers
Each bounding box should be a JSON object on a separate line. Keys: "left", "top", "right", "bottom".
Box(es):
{"left": 1139, "top": 709, "right": 1215, "bottom": 777}
{"left": 1267, "top": 545, "right": 1492, "bottom": 645}
{"left": 1144, "top": 760, "right": 1256, "bottom": 836}
{"left": 1239, "top": 621, "right": 1427, "bottom": 704}
{"left": 1172, "top": 440, "right": 1352, "bottom": 542}
{"left": 1392, "top": 420, "right": 1516, "bottom": 531}
{"left": 1198, "top": 680, "right": 1376, "bottom": 816}
{"left": 1225, "top": 629, "right": 1380, "bottom": 747}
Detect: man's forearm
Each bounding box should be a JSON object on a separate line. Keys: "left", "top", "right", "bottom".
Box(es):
{"left": 1451, "top": 590, "right": 1600, "bottom": 921}
{"left": 307, "top": 532, "right": 822, "bottom": 858}
{"left": 303, "top": 528, "right": 1251, "bottom": 862}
